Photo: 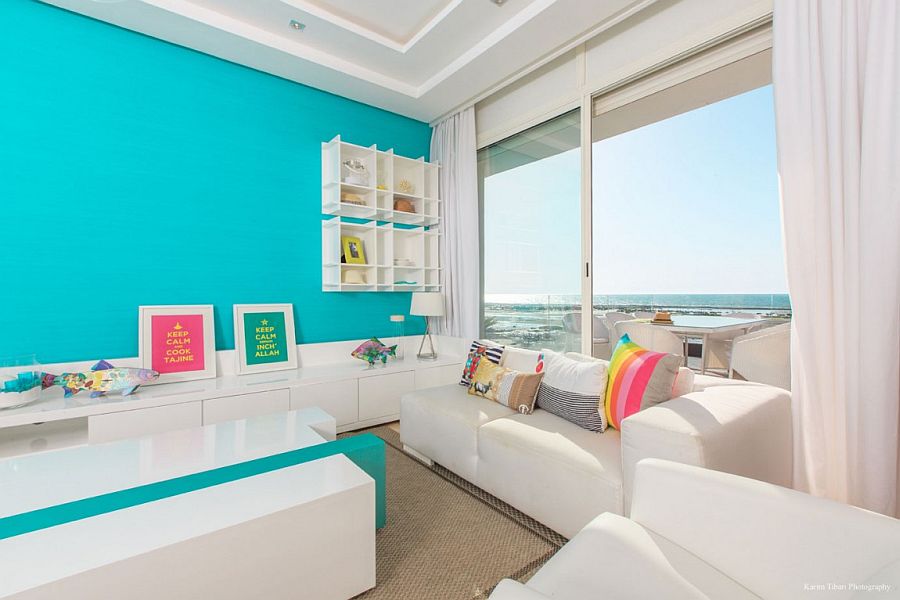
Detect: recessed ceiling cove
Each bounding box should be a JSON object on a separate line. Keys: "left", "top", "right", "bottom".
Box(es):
{"left": 44, "top": 0, "right": 655, "bottom": 122}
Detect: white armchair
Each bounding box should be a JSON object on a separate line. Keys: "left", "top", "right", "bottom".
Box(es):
{"left": 614, "top": 320, "right": 685, "bottom": 364}
{"left": 591, "top": 315, "right": 611, "bottom": 359}
{"left": 490, "top": 459, "right": 900, "bottom": 600}
{"left": 704, "top": 313, "right": 768, "bottom": 373}
{"left": 602, "top": 311, "right": 634, "bottom": 343}
{"left": 561, "top": 313, "right": 612, "bottom": 357}
{"left": 730, "top": 322, "right": 791, "bottom": 389}
{"left": 561, "top": 312, "right": 581, "bottom": 352}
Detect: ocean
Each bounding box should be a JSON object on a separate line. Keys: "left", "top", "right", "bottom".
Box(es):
{"left": 484, "top": 293, "right": 791, "bottom": 351}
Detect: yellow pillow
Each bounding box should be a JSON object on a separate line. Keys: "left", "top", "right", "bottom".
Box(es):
{"left": 468, "top": 359, "right": 543, "bottom": 414}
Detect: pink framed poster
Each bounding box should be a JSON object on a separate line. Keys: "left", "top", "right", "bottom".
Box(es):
{"left": 139, "top": 305, "right": 216, "bottom": 383}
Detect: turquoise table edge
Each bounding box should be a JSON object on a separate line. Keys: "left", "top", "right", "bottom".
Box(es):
{"left": 0, "top": 434, "right": 386, "bottom": 540}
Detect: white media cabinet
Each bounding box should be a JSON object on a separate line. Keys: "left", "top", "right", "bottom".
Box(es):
{"left": 0, "top": 336, "right": 466, "bottom": 460}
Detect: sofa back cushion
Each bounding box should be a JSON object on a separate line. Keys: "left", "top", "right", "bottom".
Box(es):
{"left": 670, "top": 367, "right": 695, "bottom": 398}
{"left": 468, "top": 359, "right": 543, "bottom": 414}
{"left": 535, "top": 350, "right": 609, "bottom": 432}
{"left": 605, "top": 334, "right": 681, "bottom": 430}
{"left": 564, "top": 352, "right": 694, "bottom": 398}
{"left": 500, "top": 347, "right": 545, "bottom": 373}
{"left": 460, "top": 340, "right": 505, "bottom": 386}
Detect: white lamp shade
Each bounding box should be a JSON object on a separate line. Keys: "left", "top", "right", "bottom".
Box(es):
{"left": 410, "top": 292, "right": 444, "bottom": 317}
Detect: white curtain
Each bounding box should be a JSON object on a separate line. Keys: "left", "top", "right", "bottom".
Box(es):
{"left": 430, "top": 107, "right": 480, "bottom": 339}
{"left": 773, "top": 0, "right": 900, "bottom": 517}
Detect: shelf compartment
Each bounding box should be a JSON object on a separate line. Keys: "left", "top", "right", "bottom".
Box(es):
{"left": 393, "top": 191, "right": 424, "bottom": 201}
{"left": 323, "top": 203, "right": 376, "bottom": 220}
{"left": 393, "top": 265, "right": 424, "bottom": 290}
{"left": 393, "top": 228, "right": 425, "bottom": 273}
{"left": 321, "top": 139, "right": 376, "bottom": 189}
{"left": 376, "top": 224, "right": 393, "bottom": 267}
{"left": 323, "top": 181, "right": 377, "bottom": 217}
{"left": 322, "top": 218, "right": 379, "bottom": 291}
{"left": 376, "top": 150, "right": 393, "bottom": 192}
{"left": 392, "top": 210, "right": 425, "bottom": 225}
{"left": 424, "top": 268, "right": 440, "bottom": 287}
{"left": 377, "top": 266, "right": 394, "bottom": 286}
{"left": 424, "top": 232, "right": 439, "bottom": 269}
{"left": 393, "top": 155, "right": 425, "bottom": 199}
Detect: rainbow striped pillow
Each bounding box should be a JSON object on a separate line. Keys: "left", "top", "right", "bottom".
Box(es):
{"left": 605, "top": 334, "right": 682, "bottom": 430}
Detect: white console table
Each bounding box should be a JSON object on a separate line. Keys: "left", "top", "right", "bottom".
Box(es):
{"left": 0, "top": 336, "right": 465, "bottom": 460}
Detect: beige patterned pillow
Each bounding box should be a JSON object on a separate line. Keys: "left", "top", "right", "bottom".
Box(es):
{"left": 467, "top": 359, "right": 543, "bottom": 414}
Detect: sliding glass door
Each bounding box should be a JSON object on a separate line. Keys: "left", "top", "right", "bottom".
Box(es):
{"left": 477, "top": 33, "right": 789, "bottom": 384}
{"left": 478, "top": 110, "right": 582, "bottom": 351}
{"left": 589, "top": 48, "right": 789, "bottom": 367}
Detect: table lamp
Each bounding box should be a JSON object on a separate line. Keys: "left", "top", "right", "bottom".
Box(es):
{"left": 410, "top": 292, "right": 444, "bottom": 360}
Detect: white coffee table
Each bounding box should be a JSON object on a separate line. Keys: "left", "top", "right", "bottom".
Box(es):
{"left": 0, "top": 407, "right": 376, "bottom": 600}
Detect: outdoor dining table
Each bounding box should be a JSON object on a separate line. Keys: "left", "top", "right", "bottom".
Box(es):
{"left": 645, "top": 315, "right": 764, "bottom": 375}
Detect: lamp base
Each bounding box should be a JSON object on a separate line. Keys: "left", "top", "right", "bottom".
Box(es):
{"left": 417, "top": 320, "right": 438, "bottom": 361}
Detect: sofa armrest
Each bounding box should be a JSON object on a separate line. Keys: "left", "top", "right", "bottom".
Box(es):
{"left": 488, "top": 580, "right": 551, "bottom": 600}
{"left": 620, "top": 382, "right": 792, "bottom": 512}
{"left": 631, "top": 460, "right": 900, "bottom": 600}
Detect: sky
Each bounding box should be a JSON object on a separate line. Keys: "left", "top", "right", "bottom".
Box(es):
{"left": 483, "top": 85, "right": 788, "bottom": 297}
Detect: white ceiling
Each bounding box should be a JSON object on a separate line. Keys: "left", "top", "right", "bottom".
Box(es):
{"left": 40, "top": 0, "right": 656, "bottom": 123}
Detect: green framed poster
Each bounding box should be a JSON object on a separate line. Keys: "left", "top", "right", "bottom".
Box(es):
{"left": 233, "top": 304, "right": 298, "bottom": 374}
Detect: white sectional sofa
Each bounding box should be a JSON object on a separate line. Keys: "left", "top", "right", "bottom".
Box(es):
{"left": 400, "top": 356, "right": 792, "bottom": 538}
{"left": 489, "top": 459, "right": 900, "bottom": 600}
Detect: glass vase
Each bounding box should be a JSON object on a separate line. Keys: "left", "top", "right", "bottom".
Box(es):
{"left": 0, "top": 354, "right": 42, "bottom": 410}
{"left": 390, "top": 314, "right": 405, "bottom": 361}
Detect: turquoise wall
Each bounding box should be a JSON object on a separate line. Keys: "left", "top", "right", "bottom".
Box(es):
{"left": 0, "top": 1, "right": 430, "bottom": 363}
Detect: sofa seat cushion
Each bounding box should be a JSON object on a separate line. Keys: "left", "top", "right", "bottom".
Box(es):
{"left": 400, "top": 384, "right": 514, "bottom": 481}
{"left": 476, "top": 409, "right": 624, "bottom": 537}
{"left": 690, "top": 374, "right": 766, "bottom": 391}
{"left": 527, "top": 513, "right": 758, "bottom": 600}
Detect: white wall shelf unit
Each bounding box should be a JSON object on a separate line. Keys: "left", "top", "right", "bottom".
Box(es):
{"left": 322, "top": 218, "right": 441, "bottom": 293}
{"left": 322, "top": 135, "right": 440, "bottom": 226}
{"left": 322, "top": 135, "right": 441, "bottom": 293}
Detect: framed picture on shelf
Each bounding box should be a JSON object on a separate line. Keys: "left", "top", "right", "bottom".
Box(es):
{"left": 233, "top": 304, "right": 298, "bottom": 375}
{"left": 342, "top": 235, "right": 367, "bottom": 264}
{"left": 138, "top": 305, "right": 217, "bottom": 383}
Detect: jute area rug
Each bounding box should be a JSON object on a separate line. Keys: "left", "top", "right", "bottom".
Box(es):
{"left": 342, "top": 426, "right": 567, "bottom": 600}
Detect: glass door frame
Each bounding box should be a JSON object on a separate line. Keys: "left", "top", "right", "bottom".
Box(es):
{"left": 477, "top": 20, "right": 774, "bottom": 357}
{"left": 579, "top": 95, "right": 593, "bottom": 356}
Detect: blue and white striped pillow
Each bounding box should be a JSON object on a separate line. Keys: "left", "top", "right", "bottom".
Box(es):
{"left": 535, "top": 350, "right": 609, "bottom": 431}
{"left": 460, "top": 340, "right": 505, "bottom": 386}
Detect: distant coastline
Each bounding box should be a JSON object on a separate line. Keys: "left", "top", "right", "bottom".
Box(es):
{"left": 486, "top": 293, "right": 790, "bottom": 310}
{"left": 484, "top": 293, "right": 791, "bottom": 350}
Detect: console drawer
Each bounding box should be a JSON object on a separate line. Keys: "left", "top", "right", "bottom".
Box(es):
{"left": 358, "top": 371, "right": 414, "bottom": 421}
{"left": 89, "top": 402, "right": 202, "bottom": 444}
{"left": 290, "top": 379, "right": 358, "bottom": 426}
{"left": 202, "top": 389, "right": 290, "bottom": 425}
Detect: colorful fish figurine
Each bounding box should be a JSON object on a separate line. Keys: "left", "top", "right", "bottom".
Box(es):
{"left": 351, "top": 338, "right": 398, "bottom": 366}
{"left": 40, "top": 360, "right": 159, "bottom": 398}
